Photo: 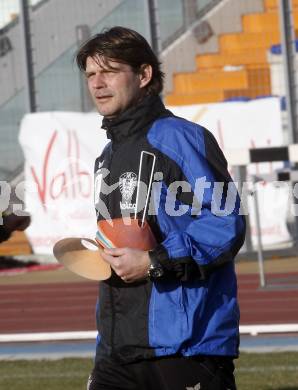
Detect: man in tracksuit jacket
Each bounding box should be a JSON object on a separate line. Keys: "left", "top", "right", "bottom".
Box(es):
{"left": 76, "top": 26, "right": 245, "bottom": 390}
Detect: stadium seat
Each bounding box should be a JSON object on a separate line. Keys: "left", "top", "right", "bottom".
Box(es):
{"left": 165, "top": 0, "right": 298, "bottom": 106}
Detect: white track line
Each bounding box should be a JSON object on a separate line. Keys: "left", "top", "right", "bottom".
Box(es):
{"left": 0, "top": 324, "right": 298, "bottom": 343}
{"left": 0, "top": 331, "right": 97, "bottom": 343}
{"left": 240, "top": 324, "right": 298, "bottom": 336}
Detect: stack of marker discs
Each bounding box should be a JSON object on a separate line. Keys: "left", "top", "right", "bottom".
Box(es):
{"left": 53, "top": 218, "right": 157, "bottom": 281}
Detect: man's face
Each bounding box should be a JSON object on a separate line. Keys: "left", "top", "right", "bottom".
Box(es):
{"left": 85, "top": 56, "right": 149, "bottom": 118}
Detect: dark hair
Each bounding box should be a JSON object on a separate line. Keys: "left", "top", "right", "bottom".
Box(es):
{"left": 76, "top": 26, "right": 164, "bottom": 95}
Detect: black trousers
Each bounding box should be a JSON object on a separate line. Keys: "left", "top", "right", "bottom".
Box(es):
{"left": 87, "top": 355, "right": 237, "bottom": 390}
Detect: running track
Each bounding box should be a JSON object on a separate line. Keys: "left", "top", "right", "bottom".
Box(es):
{"left": 1, "top": 272, "right": 298, "bottom": 334}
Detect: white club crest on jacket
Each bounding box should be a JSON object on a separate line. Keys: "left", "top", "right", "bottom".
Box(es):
{"left": 119, "top": 172, "right": 137, "bottom": 210}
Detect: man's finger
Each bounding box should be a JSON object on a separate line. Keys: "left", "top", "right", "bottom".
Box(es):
{"left": 103, "top": 247, "right": 127, "bottom": 256}
{"left": 101, "top": 252, "right": 119, "bottom": 265}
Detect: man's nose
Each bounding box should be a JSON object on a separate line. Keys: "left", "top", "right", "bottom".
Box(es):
{"left": 92, "top": 73, "right": 106, "bottom": 88}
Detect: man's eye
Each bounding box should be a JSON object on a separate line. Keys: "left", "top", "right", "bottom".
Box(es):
{"left": 104, "top": 68, "right": 120, "bottom": 74}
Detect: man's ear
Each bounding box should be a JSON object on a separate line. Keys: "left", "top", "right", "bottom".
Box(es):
{"left": 139, "top": 64, "right": 153, "bottom": 89}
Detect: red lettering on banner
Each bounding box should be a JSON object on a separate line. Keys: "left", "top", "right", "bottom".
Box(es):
{"left": 73, "top": 131, "right": 91, "bottom": 197}
{"left": 49, "top": 172, "right": 68, "bottom": 199}
{"left": 30, "top": 129, "right": 92, "bottom": 211}
{"left": 31, "top": 130, "right": 58, "bottom": 211}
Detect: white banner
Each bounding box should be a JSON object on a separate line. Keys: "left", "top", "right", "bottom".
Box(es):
{"left": 19, "top": 112, "right": 108, "bottom": 254}
{"left": 19, "top": 98, "right": 290, "bottom": 254}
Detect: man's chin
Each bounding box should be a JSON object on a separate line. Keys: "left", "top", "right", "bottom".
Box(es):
{"left": 96, "top": 107, "right": 113, "bottom": 117}
{"left": 96, "top": 105, "right": 120, "bottom": 119}
{"left": 98, "top": 111, "right": 116, "bottom": 118}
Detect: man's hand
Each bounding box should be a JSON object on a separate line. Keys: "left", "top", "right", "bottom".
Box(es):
{"left": 101, "top": 247, "right": 150, "bottom": 283}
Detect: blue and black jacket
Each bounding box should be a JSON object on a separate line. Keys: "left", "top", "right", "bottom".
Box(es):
{"left": 94, "top": 95, "right": 245, "bottom": 364}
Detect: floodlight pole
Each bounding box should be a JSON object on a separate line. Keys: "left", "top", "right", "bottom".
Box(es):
{"left": 76, "top": 25, "right": 92, "bottom": 112}
{"left": 279, "top": 0, "right": 298, "bottom": 144}
{"left": 147, "top": 0, "right": 162, "bottom": 55}
{"left": 19, "top": 0, "right": 37, "bottom": 112}
{"left": 279, "top": 0, "right": 298, "bottom": 243}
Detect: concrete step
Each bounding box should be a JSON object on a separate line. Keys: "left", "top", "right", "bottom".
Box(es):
{"left": 219, "top": 31, "right": 281, "bottom": 52}
{"left": 173, "top": 69, "right": 248, "bottom": 93}
{"left": 243, "top": 13, "right": 278, "bottom": 33}
{"left": 172, "top": 67, "right": 270, "bottom": 94}
{"left": 166, "top": 67, "right": 271, "bottom": 105}
{"left": 243, "top": 12, "right": 298, "bottom": 33}
{"left": 196, "top": 49, "right": 267, "bottom": 69}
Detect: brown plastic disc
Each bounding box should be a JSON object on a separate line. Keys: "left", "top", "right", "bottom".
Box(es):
{"left": 53, "top": 237, "right": 111, "bottom": 281}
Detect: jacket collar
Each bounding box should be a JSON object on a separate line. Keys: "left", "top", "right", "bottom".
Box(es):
{"left": 101, "top": 95, "right": 168, "bottom": 145}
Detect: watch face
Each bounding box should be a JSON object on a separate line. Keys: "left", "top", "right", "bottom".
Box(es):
{"left": 149, "top": 265, "right": 164, "bottom": 279}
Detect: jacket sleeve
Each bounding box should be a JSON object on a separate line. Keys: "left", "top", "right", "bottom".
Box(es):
{"left": 148, "top": 120, "right": 246, "bottom": 280}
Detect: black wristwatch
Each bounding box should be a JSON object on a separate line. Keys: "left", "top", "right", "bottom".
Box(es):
{"left": 148, "top": 250, "right": 164, "bottom": 279}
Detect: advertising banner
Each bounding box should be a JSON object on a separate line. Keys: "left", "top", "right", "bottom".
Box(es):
{"left": 19, "top": 112, "right": 108, "bottom": 253}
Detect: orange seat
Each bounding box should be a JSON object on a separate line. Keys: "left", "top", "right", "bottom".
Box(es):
{"left": 196, "top": 49, "right": 267, "bottom": 69}
{"left": 264, "top": 0, "right": 298, "bottom": 12}
{"left": 242, "top": 13, "right": 279, "bottom": 33}
{"left": 165, "top": 0, "right": 288, "bottom": 106}
{"left": 219, "top": 31, "right": 280, "bottom": 52}
{"left": 173, "top": 69, "right": 249, "bottom": 93}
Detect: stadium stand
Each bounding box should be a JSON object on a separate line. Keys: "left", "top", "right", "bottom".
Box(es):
{"left": 165, "top": 0, "right": 298, "bottom": 105}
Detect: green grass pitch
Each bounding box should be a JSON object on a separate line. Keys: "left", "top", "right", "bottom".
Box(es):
{"left": 0, "top": 352, "right": 297, "bottom": 389}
